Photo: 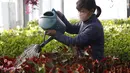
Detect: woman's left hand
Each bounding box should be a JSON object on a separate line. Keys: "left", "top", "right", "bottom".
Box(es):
{"left": 46, "top": 30, "right": 56, "bottom": 36}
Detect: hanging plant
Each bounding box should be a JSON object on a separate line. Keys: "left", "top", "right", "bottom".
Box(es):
{"left": 25, "top": 0, "right": 38, "bottom": 6}
{"left": 25, "top": 0, "right": 39, "bottom": 14}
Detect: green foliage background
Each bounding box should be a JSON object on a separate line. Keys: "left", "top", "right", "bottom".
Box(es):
{"left": 0, "top": 19, "right": 130, "bottom": 61}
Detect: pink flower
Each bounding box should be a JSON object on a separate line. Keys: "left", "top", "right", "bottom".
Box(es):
{"left": 4, "top": 59, "right": 8, "bottom": 63}
{"left": 95, "top": 59, "right": 99, "bottom": 63}
{"left": 7, "top": 61, "right": 13, "bottom": 66}
{"left": 0, "top": 65, "right": 3, "bottom": 69}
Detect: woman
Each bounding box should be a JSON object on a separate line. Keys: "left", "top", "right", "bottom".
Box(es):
{"left": 46, "top": 0, "right": 104, "bottom": 61}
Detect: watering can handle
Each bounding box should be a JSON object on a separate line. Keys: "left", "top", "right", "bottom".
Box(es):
{"left": 52, "top": 8, "right": 57, "bottom": 13}
{"left": 52, "top": 8, "right": 58, "bottom": 16}
{"left": 52, "top": 8, "right": 64, "bottom": 21}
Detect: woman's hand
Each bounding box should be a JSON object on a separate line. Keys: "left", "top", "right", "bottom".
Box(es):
{"left": 46, "top": 30, "right": 56, "bottom": 36}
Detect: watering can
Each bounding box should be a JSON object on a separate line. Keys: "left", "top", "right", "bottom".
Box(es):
{"left": 38, "top": 8, "right": 66, "bottom": 49}
{"left": 39, "top": 9, "right": 66, "bottom": 34}
{"left": 15, "top": 9, "right": 66, "bottom": 67}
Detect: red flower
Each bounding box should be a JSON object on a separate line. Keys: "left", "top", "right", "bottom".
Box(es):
{"left": 100, "top": 57, "right": 108, "bottom": 62}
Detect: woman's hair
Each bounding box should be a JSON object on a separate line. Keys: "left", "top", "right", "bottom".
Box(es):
{"left": 76, "top": 0, "right": 101, "bottom": 17}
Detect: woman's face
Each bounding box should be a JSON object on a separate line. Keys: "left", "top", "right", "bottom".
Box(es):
{"left": 78, "top": 8, "right": 92, "bottom": 21}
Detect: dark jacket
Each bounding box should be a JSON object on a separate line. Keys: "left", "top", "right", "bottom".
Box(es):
{"left": 54, "top": 14, "right": 104, "bottom": 61}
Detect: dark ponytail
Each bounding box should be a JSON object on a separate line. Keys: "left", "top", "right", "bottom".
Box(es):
{"left": 95, "top": 6, "right": 101, "bottom": 17}
{"left": 76, "top": 0, "right": 102, "bottom": 18}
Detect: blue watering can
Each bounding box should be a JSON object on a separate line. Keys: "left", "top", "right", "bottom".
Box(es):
{"left": 39, "top": 9, "right": 66, "bottom": 34}
{"left": 38, "top": 9, "right": 66, "bottom": 48}
{"left": 15, "top": 9, "right": 66, "bottom": 67}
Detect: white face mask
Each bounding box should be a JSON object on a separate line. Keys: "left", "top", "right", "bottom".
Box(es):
{"left": 78, "top": 8, "right": 93, "bottom": 21}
